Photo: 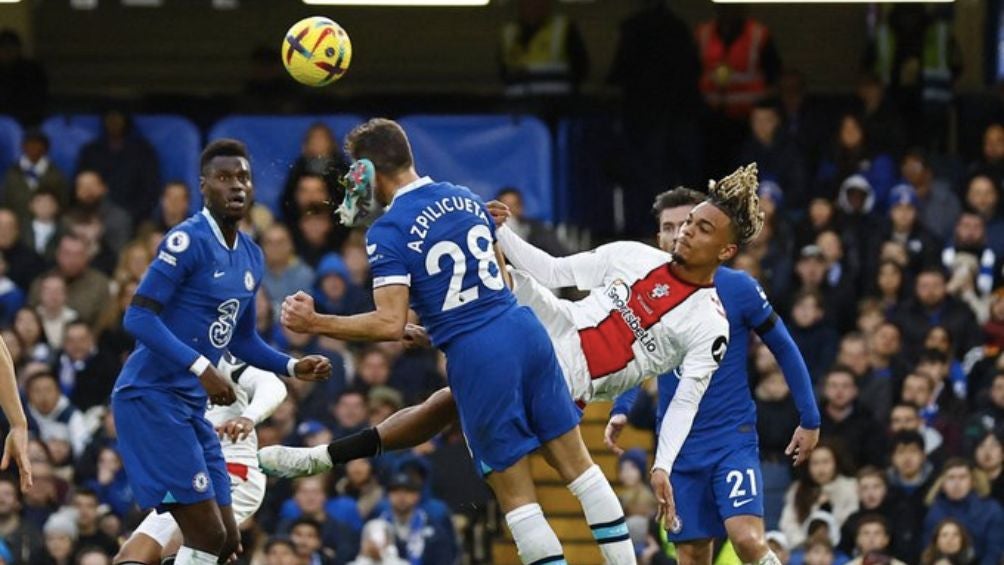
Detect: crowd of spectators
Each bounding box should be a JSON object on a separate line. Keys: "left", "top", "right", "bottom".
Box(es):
{"left": 1, "top": 1, "right": 1004, "bottom": 564}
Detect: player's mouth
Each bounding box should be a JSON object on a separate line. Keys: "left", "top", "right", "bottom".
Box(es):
{"left": 226, "top": 192, "right": 248, "bottom": 211}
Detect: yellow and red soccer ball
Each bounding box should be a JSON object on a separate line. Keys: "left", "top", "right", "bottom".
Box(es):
{"left": 282, "top": 16, "right": 352, "bottom": 87}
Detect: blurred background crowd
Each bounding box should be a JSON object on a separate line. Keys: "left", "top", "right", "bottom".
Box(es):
{"left": 2, "top": 0, "right": 1004, "bottom": 564}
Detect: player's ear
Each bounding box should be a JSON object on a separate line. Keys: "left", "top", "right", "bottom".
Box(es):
{"left": 718, "top": 243, "right": 738, "bottom": 263}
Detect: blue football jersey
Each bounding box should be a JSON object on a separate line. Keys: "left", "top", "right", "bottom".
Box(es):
{"left": 114, "top": 210, "right": 264, "bottom": 402}
{"left": 366, "top": 178, "right": 516, "bottom": 346}
{"left": 658, "top": 267, "right": 772, "bottom": 456}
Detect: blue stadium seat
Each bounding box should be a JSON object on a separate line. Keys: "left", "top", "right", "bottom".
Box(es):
{"left": 40, "top": 115, "right": 96, "bottom": 179}
{"left": 208, "top": 115, "right": 364, "bottom": 217}
{"left": 42, "top": 115, "right": 202, "bottom": 211}
{"left": 398, "top": 115, "right": 554, "bottom": 221}
{"left": 0, "top": 116, "right": 24, "bottom": 179}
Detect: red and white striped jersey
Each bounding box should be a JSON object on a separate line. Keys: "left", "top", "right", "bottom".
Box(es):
{"left": 504, "top": 237, "right": 730, "bottom": 403}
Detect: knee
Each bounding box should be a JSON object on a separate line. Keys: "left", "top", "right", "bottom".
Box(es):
{"left": 676, "top": 541, "right": 713, "bottom": 565}
{"left": 730, "top": 528, "right": 768, "bottom": 563}
{"left": 114, "top": 536, "right": 159, "bottom": 564}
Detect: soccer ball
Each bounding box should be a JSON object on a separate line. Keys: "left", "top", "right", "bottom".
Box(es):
{"left": 281, "top": 16, "right": 352, "bottom": 87}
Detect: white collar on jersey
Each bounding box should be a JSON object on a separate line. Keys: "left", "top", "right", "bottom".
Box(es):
{"left": 387, "top": 176, "right": 433, "bottom": 209}
{"left": 201, "top": 207, "right": 238, "bottom": 251}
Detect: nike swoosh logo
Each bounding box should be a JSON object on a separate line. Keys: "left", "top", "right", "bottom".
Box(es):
{"left": 732, "top": 498, "right": 754, "bottom": 508}
{"left": 366, "top": 244, "right": 377, "bottom": 255}
{"left": 214, "top": 271, "right": 225, "bottom": 278}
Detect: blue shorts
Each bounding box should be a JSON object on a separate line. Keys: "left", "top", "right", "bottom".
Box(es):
{"left": 669, "top": 440, "right": 764, "bottom": 542}
{"left": 444, "top": 306, "right": 581, "bottom": 476}
{"left": 112, "top": 389, "right": 231, "bottom": 512}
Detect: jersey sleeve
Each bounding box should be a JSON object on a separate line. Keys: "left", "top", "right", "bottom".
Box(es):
{"left": 236, "top": 367, "right": 288, "bottom": 424}
{"left": 497, "top": 229, "right": 634, "bottom": 290}
{"left": 737, "top": 272, "right": 775, "bottom": 331}
{"left": 652, "top": 295, "right": 729, "bottom": 474}
{"left": 734, "top": 272, "right": 821, "bottom": 428}
{"left": 123, "top": 229, "right": 207, "bottom": 372}
{"left": 366, "top": 223, "right": 411, "bottom": 289}
{"left": 677, "top": 296, "right": 729, "bottom": 384}
{"left": 147, "top": 228, "right": 200, "bottom": 285}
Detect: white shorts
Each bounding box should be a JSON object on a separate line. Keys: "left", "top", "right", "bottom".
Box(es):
{"left": 133, "top": 465, "right": 266, "bottom": 546}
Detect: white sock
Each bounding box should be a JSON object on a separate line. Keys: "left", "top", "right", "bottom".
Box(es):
{"left": 309, "top": 444, "right": 333, "bottom": 466}
{"left": 568, "top": 465, "right": 635, "bottom": 565}
{"left": 504, "top": 503, "right": 566, "bottom": 565}
{"left": 752, "top": 549, "right": 783, "bottom": 565}
{"left": 174, "top": 546, "right": 219, "bottom": 565}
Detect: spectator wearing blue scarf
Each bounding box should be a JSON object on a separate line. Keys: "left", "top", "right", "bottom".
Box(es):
{"left": 377, "top": 472, "right": 455, "bottom": 565}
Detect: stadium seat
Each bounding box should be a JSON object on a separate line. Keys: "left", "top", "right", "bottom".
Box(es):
{"left": 398, "top": 115, "right": 554, "bottom": 221}
{"left": 0, "top": 116, "right": 23, "bottom": 179}
{"left": 42, "top": 114, "right": 202, "bottom": 211}
{"left": 555, "top": 117, "right": 619, "bottom": 230}
{"left": 208, "top": 115, "right": 364, "bottom": 217}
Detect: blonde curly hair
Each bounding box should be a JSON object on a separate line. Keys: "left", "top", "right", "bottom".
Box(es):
{"left": 707, "top": 163, "right": 766, "bottom": 244}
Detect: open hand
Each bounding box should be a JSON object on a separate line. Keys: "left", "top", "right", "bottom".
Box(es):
{"left": 1, "top": 426, "right": 32, "bottom": 491}
{"left": 281, "top": 292, "right": 318, "bottom": 334}
{"left": 651, "top": 469, "right": 677, "bottom": 532}
{"left": 603, "top": 414, "right": 628, "bottom": 456}
{"left": 785, "top": 426, "right": 820, "bottom": 466}
{"left": 217, "top": 417, "right": 255, "bottom": 443}
{"left": 294, "top": 355, "right": 332, "bottom": 382}
{"left": 485, "top": 201, "right": 511, "bottom": 228}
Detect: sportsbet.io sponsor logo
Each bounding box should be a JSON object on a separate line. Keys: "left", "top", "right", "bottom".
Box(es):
{"left": 606, "top": 280, "right": 657, "bottom": 353}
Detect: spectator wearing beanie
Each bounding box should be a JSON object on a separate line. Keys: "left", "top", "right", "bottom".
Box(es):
{"left": 32, "top": 510, "right": 77, "bottom": 565}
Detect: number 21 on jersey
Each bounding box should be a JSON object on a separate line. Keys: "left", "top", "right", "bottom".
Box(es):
{"left": 425, "top": 225, "right": 504, "bottom": 311}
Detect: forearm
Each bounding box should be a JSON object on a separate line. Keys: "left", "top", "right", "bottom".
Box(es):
{"left": 611, "top": 387, "right": 639, "bottom": 417}
{"left": 0, "top": 337, "right": 26, "bottom": 428}
{"left": 240, "top": 372, "right": 288, "bottom": 424}
{"left": 496, "top": 225, "right": 577, "bottom": 289}
{"left": 652, "top": 377, "right": 708, "bottom": 474}
{"left": 762, "top": 318, "right": 821, "bottom": 429}
{"left": 124, "top": 305, "right": 202, "bottom": 372}
{"left": 229, "top": 333, "right": 294, "bottom": 378}
{"left": 310, "top": 310, "right": 405, "bottom": 342}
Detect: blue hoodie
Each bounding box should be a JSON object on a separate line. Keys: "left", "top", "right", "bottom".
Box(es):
{"left": 312, "top": 253, "right": 373, "bottom": 316}
{"left": 923, "top": 492, "right": 1004, "bottom": 565}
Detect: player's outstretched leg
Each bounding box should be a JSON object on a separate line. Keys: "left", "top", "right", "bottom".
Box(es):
{"left": 541, "top": 427, "right": 635, "bottom": 565}
{"left": 485, "top": 456, "right": 567, "bottom": 565}
{"left": 724, "top": 515, "right": 780, "bottom": 565}
{"left": 258, "top": 387, "right": 458, "bottom": 478}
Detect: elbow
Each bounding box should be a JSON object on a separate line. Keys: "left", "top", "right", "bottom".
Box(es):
{"left": 381, "top": 324, "right": 405, "bottom": 342}
{"left": 122, "top": 307, "right": 142, "bottom": 335}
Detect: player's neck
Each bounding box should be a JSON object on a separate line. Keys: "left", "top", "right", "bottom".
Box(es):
{"left": 382, "top": 169, "right": 421, "bottom": 202}
{"left": 208, "top": 209, "right": 239, "bottom": 247}
{"left": 669, "top": 262, "right": 715, "bottom": 286}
